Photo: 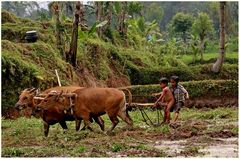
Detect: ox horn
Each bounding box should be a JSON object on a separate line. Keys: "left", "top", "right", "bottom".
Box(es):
{"left": 49, "top": 90, "right": 59, "bottom": 95}
{"left": 33, "top": 97, "right": 45, "bottom": 100}
{"left": 37, "top": 94, "right": 46, "bottom": 97}
{"left": 22, "top": 88, "right": 31, "bottom": 92}
{"left": 55, "top": 90, "right": 63, "bottom": 101}
{"left": 29, "top": 88, "right": 37, "bottom": 93}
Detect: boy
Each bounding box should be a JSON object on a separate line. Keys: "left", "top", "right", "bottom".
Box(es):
{"left": 153, "top": 77, "right": 175, "bottom": 124}
{"left": 170, "top": 76, "right": 189, "bottom": 124}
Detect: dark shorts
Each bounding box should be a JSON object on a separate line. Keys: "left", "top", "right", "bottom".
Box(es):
{"left": 170, "top": 101, "right": 184, "bottom": 113}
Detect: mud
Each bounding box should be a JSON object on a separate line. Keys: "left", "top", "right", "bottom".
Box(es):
{"left": 199, "top": 137, "right": 238, "bottom": 157}
{"left": 207, "top": 130, "right": 236, "bottom": 138}
{"left": 153, "top": 137, "right": 238, "bottom": 157}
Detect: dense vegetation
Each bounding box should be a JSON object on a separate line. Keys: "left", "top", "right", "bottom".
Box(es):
{"left": 1, "top": 1, "right": 238, "bottom": 111}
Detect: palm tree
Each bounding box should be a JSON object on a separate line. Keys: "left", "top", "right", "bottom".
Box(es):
{"left": 67, "top": 2, "right": 82, "bottom": 67}
{"left": 212, "top": 2, "right": 226, "bottom": 73}
{"left": 51, "top": 2, "right": 64, "bottom": 58}
{"left": 106, "top": 2, "right": 113, "bottom": 27}
{"left": 95, "top": 2, "right": 104, "bottom": 37}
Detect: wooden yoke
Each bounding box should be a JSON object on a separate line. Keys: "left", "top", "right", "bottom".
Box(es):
{"left": 47, "top": 90, "right": 77, "bottom": 115}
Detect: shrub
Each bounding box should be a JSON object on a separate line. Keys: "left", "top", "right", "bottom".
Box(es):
{"left": 1, "top": 40, "right": 77, "bottom": 110}
{"left": 1, "top": 10, "right": 19, "bottom": 24}
{"left": 126, "top": 80, "right": 238, "bottom": 102}
{"left": 127, "top": 64, "right": 238, "bottom": 85}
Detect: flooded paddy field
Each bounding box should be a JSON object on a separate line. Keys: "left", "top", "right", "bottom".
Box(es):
{"left": 1, "top": 107, "right": 238, "bottom": 157}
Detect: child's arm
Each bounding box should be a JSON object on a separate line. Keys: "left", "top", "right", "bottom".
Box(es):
{"left": 152, "top": 92, "right": 162, "bottom": 96}
{"left": 155, "top": 88, "right": 167, "bottom": 104}
{"left": 181, "top": 87, "right": 189, "bottom": 99}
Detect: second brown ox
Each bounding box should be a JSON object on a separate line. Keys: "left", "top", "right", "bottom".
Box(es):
{"left": 37, "top": 87, "right": 133, "bottom": 135}
{"left": 15, "top": 86, "right": 104, "bottom": 136}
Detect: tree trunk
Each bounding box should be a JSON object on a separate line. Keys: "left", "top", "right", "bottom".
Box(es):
{"left": 200, "top": 36, "right": 205, "bottom": 63}
{"left": 53, "top": 2, "right": 64, "bottom": 58}
{"left": 106, "top": 2, "right": 113, "bottom": 27}
{"left": 118, "top": 2, "right": 125, "bottom": 37}
{"left": 67, "top": 2, "right": 81, "bottom": 67}
{"left": 183, "top": 31, "right": 186, "bottom": 43}
{"left": 212, "top": 2, "right": 226, "bottom": 73}
{"left": 79, "top": 2, "right": 86, "bottom": 29}
{"left": 95, "top": 2, "right": 103, "bottom": 37}
{"left": 118, "top": 2, "right": 128, "bottom": 46}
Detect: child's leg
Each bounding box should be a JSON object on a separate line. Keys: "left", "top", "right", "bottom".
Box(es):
{"left": 171, "top": 102, "right": 183, "bottom": 123}
{"left": 173, "top": 112, "right": 179, "bottom": 123}
{"left": 163, "top": 106, "right": 167, "bottom": 123}
{"left": 165, "top": 100, "right": 174, "bottom": 124}
{"left": 157, "top": 102, "right": 167, "bottom": 123}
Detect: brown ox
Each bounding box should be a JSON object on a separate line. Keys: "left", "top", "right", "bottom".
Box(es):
{"left": 15, "top": 86, "right": 104, "bottom": 134}
{"left": 37, "top": 88, "right": 133, "bottom": 135}
{"left": 15, "top": 87, "right": 80, "bottom": 111}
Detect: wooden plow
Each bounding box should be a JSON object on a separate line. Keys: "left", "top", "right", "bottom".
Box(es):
{"left": 127, "top": 102, "right": 164, "bottom": 127}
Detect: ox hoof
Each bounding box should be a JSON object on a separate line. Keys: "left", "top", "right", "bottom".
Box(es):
{"left": 106, "top": 131, "right": 115, "bottom": 136}
{"left": 80, "top": 127, "right": 86, "bottom": 131}
{"left": 122, "top": 126, "right": 134, "bottom": 131}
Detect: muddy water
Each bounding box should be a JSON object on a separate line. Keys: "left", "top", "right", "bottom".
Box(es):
{"left": 154, "top": 140, "right": 187, "bottom": 157}
{"left": 199, "top": 138, "right": 238, "bottom": 157}
{"left": 153, "top": 137, "right": 238, "bottom": 157}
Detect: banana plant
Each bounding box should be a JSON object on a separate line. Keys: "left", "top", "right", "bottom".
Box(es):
{"left": 127, "top": 17, "right": 161, "bottom": 45}
{"left": 78, "top": 20, "right": 108, "bottom": 41}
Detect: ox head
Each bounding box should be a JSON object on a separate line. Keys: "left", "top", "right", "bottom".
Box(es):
{"left": 15, "top": 88, "right": 39, "bottom": 110}
{"left": 33, "top": 91, "right": 73, "bottom": 116}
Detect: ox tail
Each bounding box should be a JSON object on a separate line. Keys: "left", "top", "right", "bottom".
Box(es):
{"left": 117, "top": 90, "right": 133, "bottom": 126}
{"left": 119, "top": 88, "right": 133, "bottom": 118}
{"left": 118, "top": 88, "right": 132, "bottom": 106}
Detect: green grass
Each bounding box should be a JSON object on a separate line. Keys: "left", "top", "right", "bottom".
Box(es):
{"left": 180, "top": 107, "right": 238, "bottom": 121}
{"left": 2, "top": 107, "right": 238, "bottom": 157}
{"left": 179, "top": 52, "right": 238, "bottom": 65}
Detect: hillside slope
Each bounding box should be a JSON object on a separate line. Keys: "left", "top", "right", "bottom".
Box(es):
{"left": 1, "top": 11, "right": 238, "bottom": 110}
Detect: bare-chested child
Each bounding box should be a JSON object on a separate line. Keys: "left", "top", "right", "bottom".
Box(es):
{"left": 153, "top": 78, "right": 175, "bottom": 124}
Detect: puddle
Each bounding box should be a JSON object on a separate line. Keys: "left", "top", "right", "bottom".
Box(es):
{"left": 153, "top": 137, "right": 238, "bottom": 157}
{"left": 199, "top": 137, "right": 238, "bottom": 157}
{"left": 153, "top": 140, "right": 187, "bottom": 156}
